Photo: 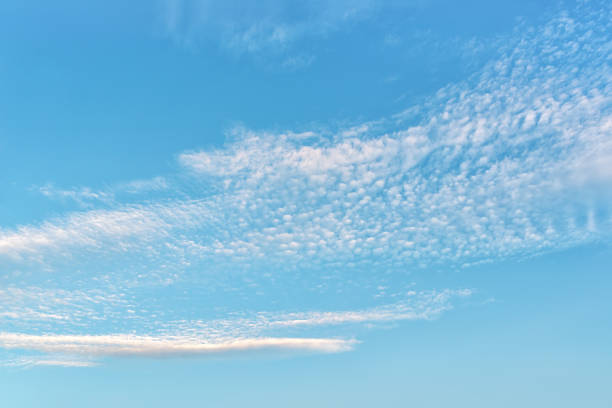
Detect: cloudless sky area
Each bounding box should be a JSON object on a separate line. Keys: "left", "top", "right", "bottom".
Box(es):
{"left": 1, "top": 0, "right": 611, "bottom": 406}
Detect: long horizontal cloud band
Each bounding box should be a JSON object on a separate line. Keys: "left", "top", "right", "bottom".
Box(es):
{"left": 0, "top": 333, "right": 356, "bottom": 356}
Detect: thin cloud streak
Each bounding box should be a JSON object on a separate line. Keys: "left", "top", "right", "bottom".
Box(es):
{"left": 267, "top": 289, "right": 472, "bottom": 328}
{"left": 0, "top": 333, "right": 356, "bottom": 357}
{"left": 5, "top": 357, "right": 98, "bottom": 368}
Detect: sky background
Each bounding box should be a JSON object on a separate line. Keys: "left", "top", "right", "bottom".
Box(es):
{"left": 1, "top": 0, "right": 611, "bottom": 406}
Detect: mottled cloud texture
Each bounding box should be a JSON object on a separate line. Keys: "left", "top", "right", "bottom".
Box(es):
{"left": 1, "top": 2, "right": 610, "bottom": 366}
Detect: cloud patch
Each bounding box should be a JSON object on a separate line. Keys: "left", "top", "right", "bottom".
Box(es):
{"left": 1, "top": 3, "right": 611, "bottom": 278}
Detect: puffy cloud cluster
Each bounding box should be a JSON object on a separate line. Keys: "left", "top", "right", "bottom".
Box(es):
{"left": 1, "top": 4, "right": 611, "bottom": 277}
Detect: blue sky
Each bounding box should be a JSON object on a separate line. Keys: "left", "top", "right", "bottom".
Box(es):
{"left": 1, "top": 0, "right": 611, "bottom": 406}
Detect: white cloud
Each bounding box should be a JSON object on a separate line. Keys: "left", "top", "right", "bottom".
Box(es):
{"left": 0, "top": 205, "right": 167, "bottom": 260}
{"left": 5, "top": 357, "right": 98, "bottom": 368}
{"left": 171, "top": 4, "right": 612, "bottom": 269}
{"left": 2, "top": 4, "right": 611, "bottom": 276}
{"left": 0, "top": 333, "right": 355, "bottom": 357}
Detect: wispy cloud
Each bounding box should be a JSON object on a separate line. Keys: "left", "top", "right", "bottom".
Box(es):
{"left": 35, "top": 184, "right": 113, "bottom": 207}
{"left": 158, "top": 0, "right": 394, "bottom": 70}
{"left": 266, "top": 289, "right": 471, "bottom": 328}
{"left": 157, "top": 289, "right": 472, "bottom": 340}
{"left": 0, "top": 287, "right": 131, "bottom": 329}
{"left": 1, "top": 288, "right": 469, "bottom": 335}
{"left": 0, "top": 289, "right": 469, "bottom": 365}
{"left": 6, "top": 357, "right": 98, "bottom": 368}
{"left": 118, "top": 176, "right": 169, "bottom": 194}
{"left": 33, "top": 177, "right": 170, "bottom": 208}
{"left": 160, "top": 0, "right": 379, "bottom": 54}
